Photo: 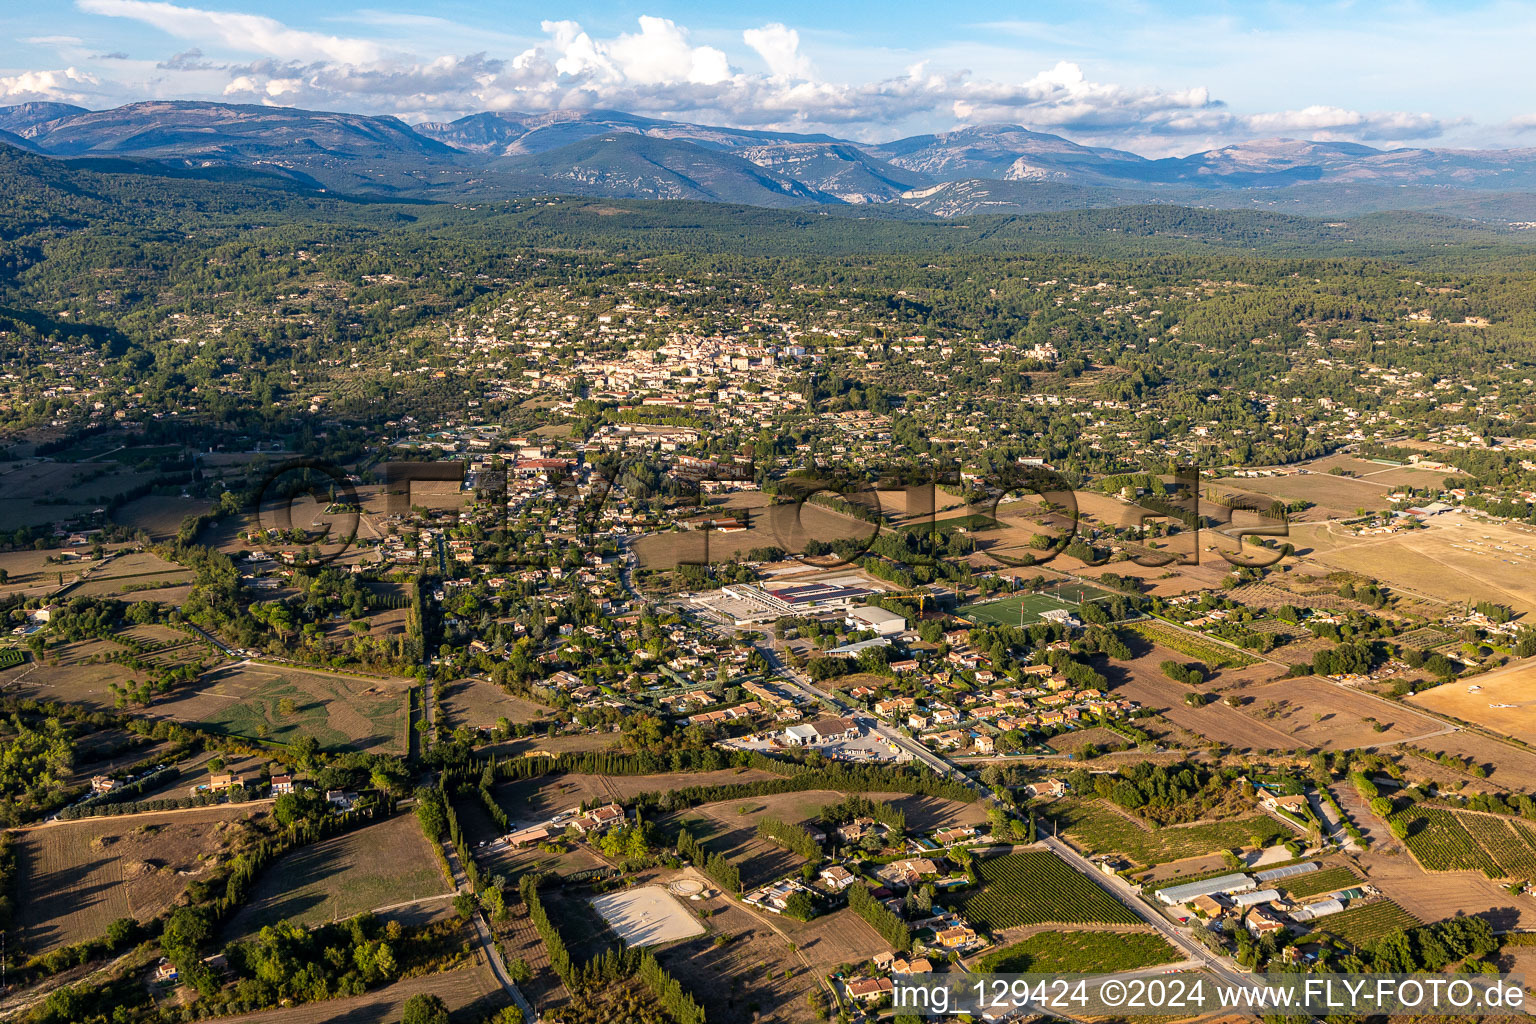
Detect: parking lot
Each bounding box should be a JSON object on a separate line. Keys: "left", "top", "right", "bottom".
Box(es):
{"left": 726, "top": 726, "right": 909, "bottom": 764}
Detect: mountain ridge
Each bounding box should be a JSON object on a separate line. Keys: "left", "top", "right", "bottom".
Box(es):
{"left": 7, "top": 100, "right": 1536, "bottom": 216}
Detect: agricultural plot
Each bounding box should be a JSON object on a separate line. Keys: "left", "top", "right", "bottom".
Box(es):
{"left": 0, "top": 459, "right": 158, "bottom": 532}
{"left": 67, "top": 550, "right": 193, "bottom": 599}
{"left": 961, "top": 593, "right": 1076, "bottom": 628}
{"left": 1409, "top": 660, "right": 1536, "bottom": 745}
{"left": 1245, "top": 618, "right": 1308, "bottom": 643}
{"left": 16, "top": 805, "right": 265, "bottom": 954}
{"left": 656, "top": 887, "right": 874, "bottom": 1024}
{"left": 1314, "top": 901, "right": 1420, "bottom": 946}
{"left": 633, "top": 492, "right": 874, "bottom": 569}
{"left": 900, "top": 512, "right": 1000, "bottom": 533}
{"left": 1391, "top": 806, "right": 1536, "bottom": 880}
{"left": 1281, "top": 865, "right": 1362, "bottom": 900}
{"left": 1408, "top": 731, "right": 1536, "bottom": 790}
{"left": 222, "top": 813, "right": 449, "bottom": 940}
{"left": 1395, "top": 626, "right": 1456, "bottom": 650}
{"left": 1291, "top": 512, "right": 1536, "bottom": 617}
{"left": 1055, "top": 800, "right": 1287, "bottom": 866}
{"left": 1130, "top": 620, "right": 1257, "bottom": 669}
{"left": 1209, "top": 468, "right": 1394, "bottom": 520}
{"left": 491, "top": 769, "right": 780, "bottom": 832}
{"left": 8, "top": 637, "right": 141, "bottom": 708}
{"left": 439, "top": 677, "right": 552, "bottom": 732}
{"left": 1234, "top": 675, "right": 1444, "bottom": 750}
{"left": 1473, "top": 818, "right": 1536, "bottom": 881}
{"left": 1392, "top": 806, "right": 1500, "bottom": 876}
{"left": 202, "top": 965, "right": 507, "bottom": 1024}
{"left": 976, "top": 930, "right": 1178, "bottom": 973}
{"left": 149, "top": 663, "right": 409, "bottom": 754}
{"left": 7, "top": 625, "right": 206, "bottom": 710}
{"left": 111, "top": 495, "right": 212, "bottom": 541}
{"left": 961, "top": 852, "right": 1138, "bottom": 929}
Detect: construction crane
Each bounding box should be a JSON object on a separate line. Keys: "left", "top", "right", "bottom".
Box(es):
{"left": 873, "top": 587, "right": 951, "bottom": 617}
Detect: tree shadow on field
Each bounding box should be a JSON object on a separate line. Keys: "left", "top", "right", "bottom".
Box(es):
{"left": 223, "top": 889, "right": 331, "bottom": 941}
{"left": 19, "top": 854, "right": 129, "bottom": 950}
{"left": 1477, "top": 906, "right": 1525, "bottom": 932}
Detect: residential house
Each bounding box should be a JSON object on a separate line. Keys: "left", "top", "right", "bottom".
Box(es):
{"left": 573, "top": 803, "right": 626, "bottom": 834}
{"left": 847, "top": 978, "right": 895, "bottom": 1002}
{"left": 1262, "top": 793, "right": 1311, "bottom": 816}
{"left": 935, "top": 924, "right": 979, "bottom": 949}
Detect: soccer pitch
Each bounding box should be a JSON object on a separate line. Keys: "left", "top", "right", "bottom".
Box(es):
{"left": 1040, "top": 580, "right": 1120, "bottom": 605}
{"left": 960, "top": 593, "right": 1077, "bottom": 626}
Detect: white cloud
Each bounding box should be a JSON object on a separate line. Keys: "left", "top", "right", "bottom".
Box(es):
{"left": 606, "top": 17, "right": 729, "bottom": 86}
{"left": 0, "top": 66, "right": 100, "bottom": 103}
{"left": 743, "top": 23, "right": 812, "bottom": 80}
{"left": 47, "top": 2, "right": 1460, "bottom": 151}
{"left": 1244, "top": 105, "right": 1443, "bottom": 141}
{"left": 77, "top": 0, "right": 385, "bottom": 64}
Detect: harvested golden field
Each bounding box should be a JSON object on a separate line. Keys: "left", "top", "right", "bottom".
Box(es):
{"left": 1291, "top": 511, "right": 1536, "bottom": 614}
{"left": 1213, "top": 458, "right": 1401, "bottom": 520}
{"left": 1229, "top": 675, "right": 1449, "bottom": 749}
{"left": 1408, "top": 731, "right": 1536, "bottom": 791}
{"left": 1361, "top": 848, "right": 1535, "bottom": 932}
{"left": 1409, "top": 661, "right": 1536, "bottom": 745}
{"left": 1104, "top": 649, "right": 1297, "bottom": 753}
{"left": 15, "top": 805, "right": 266, "bottom": 954}
{"left": 439, "top": 677, "right": 555, "bottom": 731}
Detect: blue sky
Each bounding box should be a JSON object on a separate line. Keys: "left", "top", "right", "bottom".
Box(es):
{"left": 5, "top": 0, "right": 1534, "bottom": 153}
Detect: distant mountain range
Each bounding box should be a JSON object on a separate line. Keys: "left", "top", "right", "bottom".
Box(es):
{"left": 7, "top": 100, "right": 1536, "bottom": 217}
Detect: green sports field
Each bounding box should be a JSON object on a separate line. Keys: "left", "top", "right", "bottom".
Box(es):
{"left": 961, "top": 592, "right": 1077, "bottom": 627}
{"left": 1041, "top": 580, "right": 1120, "bottom": 605}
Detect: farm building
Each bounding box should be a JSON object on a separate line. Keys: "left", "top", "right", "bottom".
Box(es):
{"left": 1255, "top": 861, "right": 1320, "bottom": 884}
{"left": 1230, "top": 888, "right": 1282, "bottom": 908}
{"left": 506, "top": 825, "right": 554, "bottom": 847}
{"left": 1289, "top": 898, "right": 1347, "bottom": 922}
{"left": 1157, "top": 873, "right": 1255, "bottom": 905}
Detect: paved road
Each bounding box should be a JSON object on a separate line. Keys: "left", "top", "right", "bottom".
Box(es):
{"left": 671, "top": 598, "right": 988, "bottom": 796}
{"left": 617, "top": 536, "right": 641, "bottom": 601}
{"left": 441, "top": 835, "right": 539, "bottom": 1022}
{"left": 1040, "top": 834, "right": 1256, "bottom": 993}
{"left": 185, "top": 621, "right": 235, "bottom": 656}
{"left": 17, "top": 797, "right": 275, "bottom": 831}
{"left": 750, "top": 635, "right": 986, "bottom": 795}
